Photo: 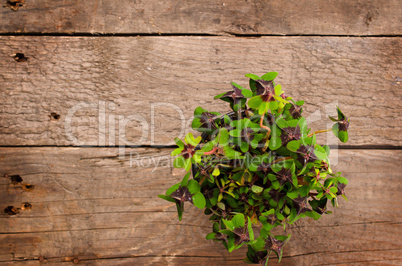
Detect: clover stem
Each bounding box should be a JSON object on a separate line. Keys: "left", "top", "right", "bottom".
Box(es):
{"left": 203, "top": 147, "right": 218, "bottom": 155}
{"left": 307, "top": 128, "right": 332, "bottom": 137}
{"left": 245, "top": 110, "right": 251, "bottom": 118}
{"left": 272, "top": 157, "right": 292, "bottom": 164}
{"left": 310, "top": 195, "right": 318, "bottom": 201}
{"left": 217, "top": 164, "right": 233, "bottom": 168}
{"left": 199, "top": 176, "right": 206, "bottom": 185}
{"left": 259, "top": 113, "right": 271, "bottom": 137}
{"left": 235, "top": 108, "right": 244, "bottom": 121}
{"left": 210, "top": 208, "right": 221, "bottom": 216}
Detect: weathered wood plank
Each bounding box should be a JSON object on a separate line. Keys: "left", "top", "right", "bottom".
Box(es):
{"left": 0, "top": 36, "right": 401, "bottom": 147}
{"left": 0, "top": 148, "right": 401, "bottom": 265}
{"left": 0, "top": 0, "right": 401, "bottom": 35}
{"left": 1, "top": 250, "right": 401, "bottom": 266}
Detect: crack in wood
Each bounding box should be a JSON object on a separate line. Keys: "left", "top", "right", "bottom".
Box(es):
{"left": 0, "top": 222, "right": 212, "bottom": 235}
{"left": 316, "top": 257, "right": 402, "bottom": 265}
{"left": 0, "top": 227, "right": 150, "bottom": 235}
{"left": 1, "top": 251, "right": 401, "bottom": 263}
{"left": 290, "top": 220, "right": 402, "bottom": 228}
{"left": 0, "top": 254, "right": 227, "bottom": 263}
{"left": 0, "top": 32, "right": 402, "bottom": 37}
{"left": 0, "top": 145, "right": 400, "bottom": 149}
{"left": 0, "top": 210, "right": 176, "bottom": 219}
{"left": 283, "top": 248, "right": 402, "bottom": 258}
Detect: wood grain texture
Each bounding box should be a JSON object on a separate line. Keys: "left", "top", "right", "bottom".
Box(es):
{"left": 0, "top": 147, "right": 401, "bottom": 265}
{"left": 0, "top": 36, "right": 401, "bottom": 146}
{"left": 0, "top": 0, "right": 401, "bottom": 35}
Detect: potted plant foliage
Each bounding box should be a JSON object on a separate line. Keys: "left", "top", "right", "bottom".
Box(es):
{"left": 159, "top": 72, "right": 350, "bottom": 264}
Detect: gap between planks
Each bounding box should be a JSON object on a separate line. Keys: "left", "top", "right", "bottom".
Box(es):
{"left": 1, "top": 32, "right": 402, "bottom": 38}
{"left": 0, "top": 145, "right": 400, "bottom": 150}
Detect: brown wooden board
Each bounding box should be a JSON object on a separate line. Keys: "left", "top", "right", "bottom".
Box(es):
{"left": 0, "top": 147, "right": 401, "bottom": 265}
{"left": 1, "top": 36, "right": 401, "bottom": 147}
{"left": 0, "top": 0, "right": 401, "bottom": 35}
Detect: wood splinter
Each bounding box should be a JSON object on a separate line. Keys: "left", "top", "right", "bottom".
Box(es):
{"left": 21, "top": 202, "right": 32, "bottom": 210}
{"left": 3, "top": 202, "right": 32, "bottom": 215}
{"left": 4, "top": 206, "right": 20, "bottom": 215}
{"left": 5, "top": 0, "right": 24, "bottom": 11}
{"left": 22, "top": 183, "right": 35, "bottom": 191}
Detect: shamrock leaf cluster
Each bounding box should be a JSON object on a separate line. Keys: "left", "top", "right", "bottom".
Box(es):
{"left": 159, "top": 72, "right": 350, "bottom": 264}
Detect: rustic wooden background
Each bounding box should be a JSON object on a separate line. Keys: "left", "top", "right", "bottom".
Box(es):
{"left": 0, "top": 1, "right": 401, "bottom": 265}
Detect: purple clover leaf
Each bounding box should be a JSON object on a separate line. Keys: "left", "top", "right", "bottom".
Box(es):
{"left": 191, "top": 106, "right": 220, "bottom": 134}
{"left": 171, "top": 133, "right": 203, "bottom": 171}
{"left": 214, "top": 83, "right": 252, "bottom": 112}
{"left": 274, "top": 167, "right": 294, "bottom": 186}
{"left": 292, "top": 196, "right": 312, "bottom": 214}
{"left": 329, "top": 106, "right": 350, "bottom": 143}
{"left": 264, "top": 235, "right": 291, "bottom": 263}
{"left": 309, "top": 198, "right": 328, "bottom": 214}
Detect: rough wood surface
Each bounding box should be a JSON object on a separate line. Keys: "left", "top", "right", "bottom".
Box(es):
{"left": 0, "top": 36, "right": 401, "bottom": 146}
{"left": 1, "top": 1, "right": 400, "bottom": 265}
{"left": 0, "top": 147, "right": 401, "bottom": 265}
{"left": 1, "top": 0, "right": 401, "bottom": 35}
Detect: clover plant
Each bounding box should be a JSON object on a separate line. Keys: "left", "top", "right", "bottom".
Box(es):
{"left": 159, "top": 72, "right": 350, "bottom": 264}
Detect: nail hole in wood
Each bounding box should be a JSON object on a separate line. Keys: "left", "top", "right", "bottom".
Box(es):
{"left": 21, "top": 202, "right": 32, "bottom": 210}
{"left": 22, "top": 184, "right": 34, "bottom": 191}
{"left": 50, "top": 112, "right": 61, "bottom": 120}
{"left": 9, "top": 175, "right": 23, "bottom": 184}
{"left": 13, "top": 53, "right": 28, "bottom": 62}
{"left": 365, "top": 12, "right": 373, "bottom": 26}
{"left": 5, "top": 0, "right": 24, "bottom": 11}
{"left": 38, "top": 256, "right": 46, "bottom": 263}
{"left": 73, "top": 258, "right": 79, "bottom": 264}
{"left": 4, "top": 206, "right": 20, "bottom": 215}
